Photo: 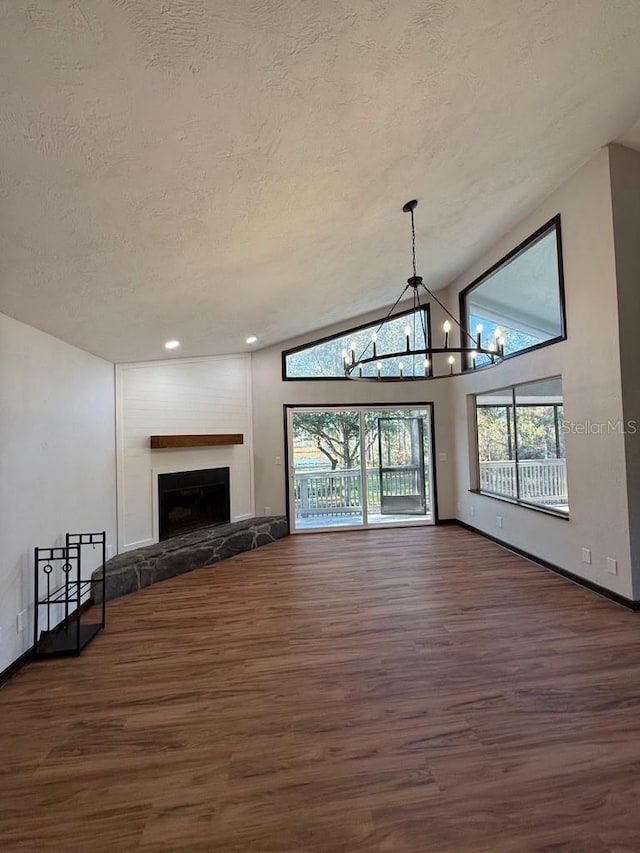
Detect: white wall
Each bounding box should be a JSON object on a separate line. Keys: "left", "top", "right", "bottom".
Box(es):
{"left": 447, "top": 147, "right": 634, "bottom": 598}
{"left": 610, "top": 144, "right": 640, "bottom": 598}
{"left": 0, "top": 313, "right": 117, "bottom": 672}
{"left": 116, "top": 355, "right": 254, "bottom": 551}
{"left": 251, "top": 302, "right": 456, "bottom": 521}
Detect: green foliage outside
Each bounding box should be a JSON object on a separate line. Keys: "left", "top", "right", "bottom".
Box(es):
{"left": 477, "top": 405, "right": 564, "bottom": 462}
{"left": 293, "top": 410, "right": 429, "bottom": 472}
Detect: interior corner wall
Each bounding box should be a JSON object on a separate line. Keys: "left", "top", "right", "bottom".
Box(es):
{"left": 609, "top": 143, "right": 640, "bottom": 599}
{"left": 116, "top": 355, "right": 254, "bottom": 551}
{"left": 447, "top": 147, "right": 634, "bottom": 599}
{"left": 0, "top": 313, "right": 117, "bottom": 672}
{"left": 250, "top": 302, "right": 456, "bottom": 522}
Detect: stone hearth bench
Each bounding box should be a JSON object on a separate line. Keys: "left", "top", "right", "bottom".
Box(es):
{"left": 91, "top": 516, "right": 288, "bottom": 603}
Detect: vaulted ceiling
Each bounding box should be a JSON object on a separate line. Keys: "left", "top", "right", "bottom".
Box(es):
{"left": 1, "top": 1, "right": 640, "bottom": 363}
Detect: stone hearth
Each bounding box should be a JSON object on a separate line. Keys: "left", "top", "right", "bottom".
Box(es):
{"left": 92, "top": 516, "right": 288, "bottom": 602}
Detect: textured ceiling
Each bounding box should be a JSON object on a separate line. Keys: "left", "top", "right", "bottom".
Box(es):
{"left": 1, "top": 0, "right": 640, "bottom": 363}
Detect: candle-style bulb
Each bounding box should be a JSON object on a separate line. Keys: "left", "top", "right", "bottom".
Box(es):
{"left": 424, "top": 358, "right": 430, "bottom": 377}
{"left": 371, "top": 332, "right": 377, "bottom": 343}
{"left": 448, "top": 354, "right": 455, "bottom": 375}
{"left": 398, "top": 361, "right": 404, "bottom": 377}
{"left": 494, "top": 327, "right": 502, "bottom": 340}
{"left": 443, "top": 319, "right": 451, "bottom": 349}
{"left": 475, "top": 323, "right": 482, "bottom": 349}
{"left": 376, "top": 361, "right": 382, "bottom": 377}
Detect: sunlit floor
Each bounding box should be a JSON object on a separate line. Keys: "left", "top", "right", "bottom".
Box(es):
{"left": 294, "top": 511, "right": 434, "bottom": 530}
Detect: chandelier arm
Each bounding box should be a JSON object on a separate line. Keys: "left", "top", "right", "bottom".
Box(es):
{"left": 418, "top": 282, "right": 476, "bottom": 347}
{"left": 377, "top": 282, "right": 411, "bottom": 331}
{"left": 415, "top": 287, "right": 428, "bottom": 348}
{"left": 351, "top": 283, "right": 412, "bottom": 366}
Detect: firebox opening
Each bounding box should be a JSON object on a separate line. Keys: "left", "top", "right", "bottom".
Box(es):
{"left": 158, "top": 467, "right": 230, "bottom": 541}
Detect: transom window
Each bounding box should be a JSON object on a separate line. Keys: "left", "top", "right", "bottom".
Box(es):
{"left": 461, "top": 216, "right": 566, "bottom": 366}
{"left": 282, "top": 307, "right": 430, "bottom": 380}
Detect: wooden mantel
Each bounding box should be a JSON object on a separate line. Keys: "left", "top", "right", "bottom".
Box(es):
{"left": 150, "top": 434, "right": 244, "bottom": 449}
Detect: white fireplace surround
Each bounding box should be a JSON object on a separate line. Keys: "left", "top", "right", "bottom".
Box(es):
{"left": 116, "top": 355, "right": 255, "bottom": 552}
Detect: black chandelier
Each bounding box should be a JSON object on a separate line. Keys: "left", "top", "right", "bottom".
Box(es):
{"left": 343, "top": 199, "right": 505, "bottom": 380}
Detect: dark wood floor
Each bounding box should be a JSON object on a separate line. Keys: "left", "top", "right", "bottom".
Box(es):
{"left": 2, "top": 526, "right": 640, "bottom": 852}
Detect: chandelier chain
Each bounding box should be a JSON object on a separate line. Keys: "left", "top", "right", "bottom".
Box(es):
{"left": 411, "top": 208, "right": 417, "bottom": 278}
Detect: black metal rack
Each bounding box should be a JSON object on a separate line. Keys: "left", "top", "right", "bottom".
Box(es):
{"left": 34, "top": 531, "right": 106, "bottom": 657}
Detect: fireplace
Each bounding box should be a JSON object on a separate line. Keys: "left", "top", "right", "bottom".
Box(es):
{"left": 158, "top": 467, "right": 230, "bottom": 541}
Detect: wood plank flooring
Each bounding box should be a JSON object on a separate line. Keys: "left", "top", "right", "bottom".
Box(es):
{"left": 2, "top": 525, "right": 640, "bottom": 852}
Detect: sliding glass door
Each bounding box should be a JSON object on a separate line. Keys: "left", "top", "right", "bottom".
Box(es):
{"left": 288, "top": 406, "right": 434, "bottom": 532}
{"left": 290, "top": 410, "right": 364, "bottom": 529}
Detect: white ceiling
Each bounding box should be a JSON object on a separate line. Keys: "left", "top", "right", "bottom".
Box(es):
{"left": 1, "top": 0, "right": 640, "bottom": 364}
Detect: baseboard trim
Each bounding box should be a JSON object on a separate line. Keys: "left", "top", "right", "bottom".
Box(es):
{"left": 454, "top": 519, "right": 639, "bottom": 611}
{"left": 0, "top": 647, "right": 34, "bottom": 689}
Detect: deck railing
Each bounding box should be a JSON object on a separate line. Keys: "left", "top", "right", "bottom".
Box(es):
{"left": 293, "top": 458, "right": 568, "bottom": 517}
{"left": 478, "top": 458, "right": 568, "bottom": 506}
{"left": 294, "top": 467, "right": 421, "bottom": 517}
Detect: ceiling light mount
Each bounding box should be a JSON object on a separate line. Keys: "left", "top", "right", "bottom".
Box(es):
{"left": 342, "top": 199, "right": 505, "bottom": 380}
{"left": 401, "top": 199, "right": 418, "bottom": 213}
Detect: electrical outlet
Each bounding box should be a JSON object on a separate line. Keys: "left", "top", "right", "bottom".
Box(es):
{"left": 497, "top": 516, "right": 503, "bottom": 529}
{"left": 265, "top": 506, "right": 272, "bottom": 515}
{"left": 438, "top": 452, "right": 447, "bottom": 462}
{"left": 606, "top": 557, "right": 618, "bottom": 576}
{"left": 17, "top": 610, "right": 26, "bottom": 634}
{"left": 582, "top": 548, "right": 592, "bottom": 565}
{"left": 275, "top": 456, "right": 282, "bottom": 466}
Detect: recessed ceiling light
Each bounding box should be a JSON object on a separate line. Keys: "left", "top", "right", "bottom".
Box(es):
{"left": 245, "top": 336, "right": 257, "bottom": 344}
{"left": 164, "top": 340, "right": 181, "bottom": 350}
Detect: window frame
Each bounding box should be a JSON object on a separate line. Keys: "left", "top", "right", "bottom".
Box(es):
{"left": 459, "top": 214, "right": 566, "bottom": 368}
{"left": 472, "top": 377, "right": 569, "bottom": 519}
{"left": 281, "top": 304, "right": 431, "bottom": 381}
